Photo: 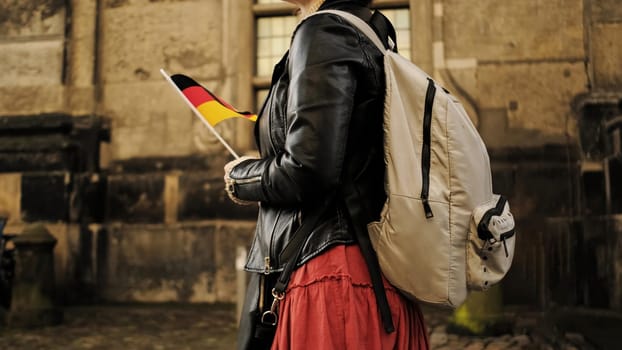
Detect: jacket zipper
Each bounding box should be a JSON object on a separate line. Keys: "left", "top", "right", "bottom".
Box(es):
{"left": 421, "top": 78, "right": 436, "bottom": 219}
{"left": 231, "top": 176, "right": 262, "bottom": 185}
{"left": 263, "top": 256, "right": 271, "bottom": 275}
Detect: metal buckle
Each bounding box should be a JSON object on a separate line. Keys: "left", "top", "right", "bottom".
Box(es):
{"left": 261, "top": 310, "right": 278, "bottom": 326}
{"left": 260, "top": 289, "right": 285, "bottom": 326}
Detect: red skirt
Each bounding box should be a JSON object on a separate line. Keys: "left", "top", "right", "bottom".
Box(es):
{"left": 271, "top": 244, "right": 429, "bottom": 350}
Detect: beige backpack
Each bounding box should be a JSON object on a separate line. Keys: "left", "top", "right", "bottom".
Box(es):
{"left": 320, "top": 10, "right": 516, "bottom": 308}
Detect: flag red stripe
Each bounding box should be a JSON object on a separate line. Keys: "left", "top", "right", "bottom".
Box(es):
{"left": 182, "top": 86, "right": 214, "bottom": 107}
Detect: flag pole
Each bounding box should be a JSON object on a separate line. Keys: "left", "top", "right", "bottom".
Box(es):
{"left": 159, "top": 68, "right": 240, "bottom": 159}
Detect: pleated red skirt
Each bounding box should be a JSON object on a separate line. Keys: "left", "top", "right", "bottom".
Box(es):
{"left": 271, "top": 244, "right": 429, "bottom": 350}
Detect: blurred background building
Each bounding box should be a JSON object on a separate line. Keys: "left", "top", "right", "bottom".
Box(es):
{"left": 0, "top": 0, "right": 620, "bottom": 313}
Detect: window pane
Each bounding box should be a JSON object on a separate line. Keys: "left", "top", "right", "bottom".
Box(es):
{"left": 256, "top": 16, "right": 298, "bottom": 77}
{"left": 381, "top": 9, "right": 411, "bottom": 60}
{"left": 257, "top": 19, "right": 272, "bottom": 38}
{"left": 257, "top": 58, "right": 273, "bottom": 78}
{"left": 254, "top": 8, "right": 412, "bottom": 76}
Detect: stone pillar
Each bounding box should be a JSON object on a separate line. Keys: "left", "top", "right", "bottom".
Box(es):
{"left": 224, "top": 0, "right": 255, "bottom": 153}
{"left": 7, "top": 224, "right": 63, "bottom": 328}
{"left": 66, "top": 0, "right": 98, "bottom": 114}
{"left": 410, "top": 0, "right": 433, "bottom": 74}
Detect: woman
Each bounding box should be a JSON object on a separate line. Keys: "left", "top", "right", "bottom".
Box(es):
{"left": 224, "top": 0, "right": 429, "bottom": 349}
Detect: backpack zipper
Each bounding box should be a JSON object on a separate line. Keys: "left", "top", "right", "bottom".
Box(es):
{"left": 421, "top": 78, "right": 436, "bottom": 219}
{"left": 477, "top": 196, "right": 508, "bottom": 241}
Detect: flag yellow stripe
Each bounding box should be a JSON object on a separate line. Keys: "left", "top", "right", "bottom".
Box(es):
{"left": 196, "top": 100, "right": 256, "bottom": 125}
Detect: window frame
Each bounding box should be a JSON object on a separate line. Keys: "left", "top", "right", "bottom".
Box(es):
{"left": 251, "top": 0, "right": 412, "bottom": 104}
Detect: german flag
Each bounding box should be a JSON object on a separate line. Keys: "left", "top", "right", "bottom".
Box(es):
{"left": 170, "top": 74, "right": 257, "bottom": 126}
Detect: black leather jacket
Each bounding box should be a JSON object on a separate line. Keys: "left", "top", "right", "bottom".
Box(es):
{"left": 229, "top": 1, "right": 391, "bottom": 274}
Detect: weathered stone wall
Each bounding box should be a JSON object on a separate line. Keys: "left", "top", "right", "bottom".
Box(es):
{"left": 0, "top": 0, "right": 258, "bottom": 305}
{"left": 100, "top": 221, "right": 254, "bottom": 303}
{"left": 0, "top": 164, "right": 257, "bottom": 304}
{"left": 100, "top": 0, "right": 220, "bottom": 159}
{"left": 99, "top": 156, "right": 258, "bottom": 302}
{"left": 0, "top": 0, "right": 252, "bottom": 159}
{"left": 89, "top": 0, "right": 257, "bottom": 303}
{"left": 591, "top": 0, "right": 622, "bottom": 90}
{"left": 96, "top": 0, "right": 255, "bottom": 160}
{"left": 0, "top": 0, "right": 67, "bottom": 115}
{"left": 439, "top": 0, "right": 588, "bottom": 147}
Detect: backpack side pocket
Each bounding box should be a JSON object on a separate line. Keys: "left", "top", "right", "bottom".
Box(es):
{"left": 466, "top": 195, "right": 516, "bottom": 291}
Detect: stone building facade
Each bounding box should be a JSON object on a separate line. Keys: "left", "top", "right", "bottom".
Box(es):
{"left": 0, "top": 0, "right": 620, "bottom": 309}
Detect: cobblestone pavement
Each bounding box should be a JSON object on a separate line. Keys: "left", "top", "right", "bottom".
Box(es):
{"left": 0, "top": 304, "right": 602, "bottom": 349}
{"left": 422, "top": 307, "right": 596, "bottom": 350}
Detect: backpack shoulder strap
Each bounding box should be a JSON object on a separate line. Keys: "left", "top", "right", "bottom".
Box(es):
{"left": 314, "top": 9, "right": 390, "bottom": 53}
{"left": 340, "top": 181, "right": 396, "bottom": 334}
{"left": 370, "top": 11, "right": 398, "bottom": 52}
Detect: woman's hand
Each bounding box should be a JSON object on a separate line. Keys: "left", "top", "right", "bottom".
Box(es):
{"left": 224, "top": 156, "right": 258, "bottom": 206}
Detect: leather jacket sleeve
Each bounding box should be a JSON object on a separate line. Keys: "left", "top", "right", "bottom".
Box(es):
{"left": 229, "top": 14, "right": 369, "bottom": 206}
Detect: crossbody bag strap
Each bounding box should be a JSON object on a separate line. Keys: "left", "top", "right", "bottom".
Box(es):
{"left": 274, "top": 198, "right": 331, "bottom": 294}
{"left": 260, "top": 196, "right": 333, "bottom": 328}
